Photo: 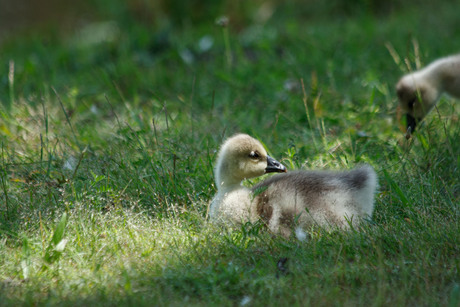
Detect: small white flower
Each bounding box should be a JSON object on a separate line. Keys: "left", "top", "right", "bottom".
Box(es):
{"left": 63, "top": 156, "right": 78, "bottom": 171}
{"left": 240, "top": 296, "right": 251, "bottom": 306}
{"left": 216, "top": 16, "right": 229, "bottom": 27}
{"left": 198, "top": 35, "right": 214, "bottom": 52}
{"left": 295, "top": 226, "right": 308, "bottom": 242}
{"left": 179, "top": 49, "right": 194, "bottom": 65}
{"left": 90, "top": 104, "right": 99, "bottom": 114}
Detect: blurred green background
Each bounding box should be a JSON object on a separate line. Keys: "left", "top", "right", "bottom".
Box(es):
{"left": 0, "top": 1, "right": 459, "bottom": 305}
{"left": 2, "top": 0, "right": 459, "bottom": 120}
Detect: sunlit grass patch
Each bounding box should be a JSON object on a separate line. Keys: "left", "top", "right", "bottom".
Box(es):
{"left": 1, "top": 0, "right": 459, "bottom": 305}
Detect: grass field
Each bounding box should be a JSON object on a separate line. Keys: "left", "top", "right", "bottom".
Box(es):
{"left": 0, "top": 1, "right": 459, "bottom": 306}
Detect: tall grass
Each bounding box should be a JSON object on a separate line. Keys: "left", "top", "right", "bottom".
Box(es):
{"left": 1, "top": 1, "right": 459, "bottom": 306}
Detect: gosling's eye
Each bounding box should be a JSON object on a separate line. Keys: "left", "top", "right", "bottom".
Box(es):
{"left": 249, "top": 151, "right": 260, "bottom": 159}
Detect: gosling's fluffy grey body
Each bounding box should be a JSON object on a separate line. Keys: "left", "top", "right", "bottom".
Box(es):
{"left": 251, "top": 167, "right": 377, "bottom": 237}
{"left": 209, "top": 134, "right": 378, "bottom": 236}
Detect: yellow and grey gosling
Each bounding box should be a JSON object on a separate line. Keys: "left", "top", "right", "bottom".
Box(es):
{"left": 396, "top": 54, "right": 460, "bottom": 132}
{"left": 209, "top": 134, "right": 378, "bottom": 237}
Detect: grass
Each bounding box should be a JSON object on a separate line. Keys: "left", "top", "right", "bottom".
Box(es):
{"left": 0, "top": 0, "right": 459, "bottom": 305}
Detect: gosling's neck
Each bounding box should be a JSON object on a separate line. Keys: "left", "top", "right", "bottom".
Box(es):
{"left": 215, "top": 161, "right": 244, "bottom": 192}
{"left": 215, "top": 177, "right": 243, "bottom": 193}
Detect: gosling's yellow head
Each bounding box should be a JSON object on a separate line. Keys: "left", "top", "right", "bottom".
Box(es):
{"left": 215, "top": 134, "right": 286, "bottom": 187}
{"left": 396, "top": 75, "right": 440, "bottom": 132}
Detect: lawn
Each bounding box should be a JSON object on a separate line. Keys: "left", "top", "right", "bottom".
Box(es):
{"left": 0, "top": 0, "right": 459, "bottom": 306}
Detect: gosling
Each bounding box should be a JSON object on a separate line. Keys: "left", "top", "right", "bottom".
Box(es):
{"left": 396, "top": 54, "right": 460, "bottom": 132}
{"left": 209, "top": 134, "right": 378, "bottom": 237}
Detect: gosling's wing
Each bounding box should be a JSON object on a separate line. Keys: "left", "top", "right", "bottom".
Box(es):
{"left": 252, "top": 166, "right": 377, "bottom": 214}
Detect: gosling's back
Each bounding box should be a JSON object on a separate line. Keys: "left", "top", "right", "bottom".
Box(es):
{"left": 251, "top": 165, "right": 377, "bottom": 234}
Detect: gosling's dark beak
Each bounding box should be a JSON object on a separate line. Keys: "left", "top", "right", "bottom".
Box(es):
{"left": 406, "top": 114, "right": 422, "bottom": 133}
{"left": 265, "top": 156, "right": 287, "bottom": 173}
